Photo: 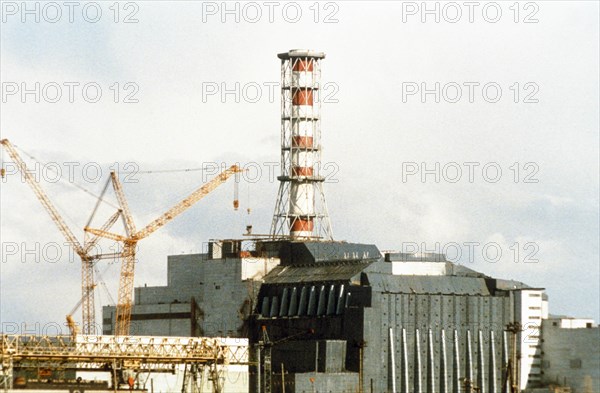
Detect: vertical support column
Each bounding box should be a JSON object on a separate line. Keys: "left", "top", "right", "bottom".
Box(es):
{"left": 453, "top": 330, "right": 461, "bottom": 393}
{"left": 477, "top": 330, "right": 486, "bottom": 393}
{"left": 414, "top": 329, "right": 423, "bottom": 393}
{"left": 427, "top": 329, "right": 436, "bottom": 393}
{"left": 465, "top": 330, "right": 473, "bottom": 393}
{"left": 271, "top": 50, "right": 333, "bottom": 240}
{"left": 501, "top": 331, "right": 509, "bottom": 393}
{"left": 401, "top": 328, "right": 410, "bottom": 393}
{"left": 0, "top": 357, "right": 14, "bottom": 392}
{"left": 440, "top": 330, "right": 448, "bottom": 393}
{"left": 390, "top": 328, "right": 397, "bottom": 393}
{"left": 489, "top": 331, "right": 497, "bottom": 393}
{"left": 257, "top": 345, "right": 262, "bottom": 393}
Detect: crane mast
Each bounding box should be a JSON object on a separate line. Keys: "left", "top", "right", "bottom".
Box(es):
{"left": 65, "top": 209, "right": 123, "bottom": 337}
{"left": 86, "top": 165, "right": 242, "bottom": 336}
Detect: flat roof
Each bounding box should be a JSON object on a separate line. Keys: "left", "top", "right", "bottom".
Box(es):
{"left": 278, "top": 49, "right": 326, "bottom": 59}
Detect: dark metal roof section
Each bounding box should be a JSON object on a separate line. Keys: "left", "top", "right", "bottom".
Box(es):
{"left": 495, "top": 278, "right": 535, "bottom": 290}
{"left": 364, "top": 272, "right": 494, "bottom": 295}
{"left": 259, "top": 240, "right": 380, "bottom": 285}
{"left": 277, "top": 241, "right": 381, "bottom": 266}
{"left": 448, "top": 263, "right": 488, "bottom": 277}
{"left": 263, "top": 261, "right": 372, "bottom": 285}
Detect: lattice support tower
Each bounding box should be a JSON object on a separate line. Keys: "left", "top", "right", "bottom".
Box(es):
{"left": 270, "top": 49, "right": 333, "bottom": 240}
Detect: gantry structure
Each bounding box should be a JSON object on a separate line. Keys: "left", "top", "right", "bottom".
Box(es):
{"left": 0, "top": 334, "right": 248, "bottom": 392}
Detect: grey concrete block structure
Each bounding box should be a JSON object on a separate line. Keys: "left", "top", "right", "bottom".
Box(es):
{"left": 103, "top": 240, "right": 278, "bottom": 337}
{"left": 540, "top": 317, "right": 599, "bottom": 393}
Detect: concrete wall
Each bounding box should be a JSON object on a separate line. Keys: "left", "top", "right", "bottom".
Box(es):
{"left": 199, "top": 257, "right": 249, "bottom": 336}
{"left": 134, "top": 285, "right": 178, "bottom": 305}
{"left": 103, "top": 253, "right": 272, "bottom": 338}
{"left": 541, "top": 319, "right": 600, "bottom": 393}
{"left": 103, "top": 303, "right": 193, "bottom": 336}
{"left": 166, "top": 253, "right": 207, "bottom": 299}
{"left": 290, "top": 372, "right": 359, "bottom": 393}
{"left": 368, "top": 291, "right": 513, "bottom": 393}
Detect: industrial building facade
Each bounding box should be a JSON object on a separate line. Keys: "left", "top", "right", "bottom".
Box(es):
{"left": 98, "top": 239, "right": 599, "bottom": 393}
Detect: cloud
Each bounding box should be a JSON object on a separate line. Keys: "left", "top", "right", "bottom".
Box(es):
{"left": 1, "top": 2, "right": 598, "bottom": 327}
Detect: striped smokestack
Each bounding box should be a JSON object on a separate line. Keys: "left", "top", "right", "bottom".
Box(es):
{"left": 270, "top": 50, "right": 333, "bottom": 240}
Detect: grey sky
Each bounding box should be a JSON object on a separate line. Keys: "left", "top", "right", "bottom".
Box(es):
{"left": 1, "top": 1, "right": 598, "bottom": 333}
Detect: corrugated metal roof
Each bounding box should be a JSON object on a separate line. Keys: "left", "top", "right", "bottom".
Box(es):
{"left": 365, "top": 273, "right": 493, "bottom": 295}
{"left": 263, "top": 262, "right": 373, "bottom": 284}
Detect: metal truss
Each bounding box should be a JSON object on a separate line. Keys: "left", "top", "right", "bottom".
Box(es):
{"left": 270, "top": 52, "right": 334, "bottom": 240}
{"left": 1, "top": 334, "right": 250, "bottom": 383}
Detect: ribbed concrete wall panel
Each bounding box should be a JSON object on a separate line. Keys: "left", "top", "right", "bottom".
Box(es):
{"left": 368, "top": 292, "right": 513, "bottom": 393}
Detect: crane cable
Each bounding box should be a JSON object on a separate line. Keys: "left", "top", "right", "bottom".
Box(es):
{"left": 136, "top": 164, "right": 230, "bottom": 175}
{"left": 233, "top": 171, "right": 240, "bottom": 210}
{"left": 247, "top": 182, "right": 251, "bottom": 215}
{"left": 95, "top": 263, "right": 116, "bottom": 306}
{"left": 86, "top": 176, "right": 112, "bottom": 228}
{"left": 12, "top": 144, "right": 120, "bottom": 210}
{"left": 136, "top": 167, "right": 205, "bottom": 174}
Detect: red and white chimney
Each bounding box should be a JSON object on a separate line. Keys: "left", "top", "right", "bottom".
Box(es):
{"left": 270, "top": 50, "right": 333, "bottom": 240}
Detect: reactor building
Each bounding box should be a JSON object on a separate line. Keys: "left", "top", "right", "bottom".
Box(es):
{"left": 103, "top": 50, "right": 599, "bottom": 393}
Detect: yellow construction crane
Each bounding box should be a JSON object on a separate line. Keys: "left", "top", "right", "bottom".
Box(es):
{"left": 85, "top": 165, "right": 242, "bottom": 336}
{"left": 66, "top": 285, "right": 96, "bottom": 339}
{"left": 1, "top": 139, "right": 121, "bottom": 335}
{"left": 66, "top": 262, "right": 116, "bottom": 338}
